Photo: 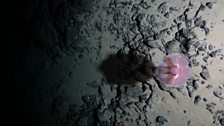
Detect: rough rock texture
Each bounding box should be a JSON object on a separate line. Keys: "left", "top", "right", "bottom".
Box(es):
{"left": 11, "top": 0, "right": 224, "bottom": 126}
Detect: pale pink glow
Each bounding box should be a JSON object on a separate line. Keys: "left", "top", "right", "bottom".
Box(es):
{"left": 156, "top": 53, "right": 190, "bottom": 87}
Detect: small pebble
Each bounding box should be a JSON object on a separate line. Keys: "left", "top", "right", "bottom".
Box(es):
{"left": 201, "top": 80, "right": 205, "bottom": 84}
{"left": 213, "top": 91, "right": 223, "bottom": 99}
{"left": 186, "top": 85, "right": 195, "bottom": 97}
{"left": 193, "top": 80, "right": 199, "bottom": 90}
{"left": 200, "top": 66, "right": 210, "bottom": 80}
{"left": 203, "top": 56, "right": 209, "bottom": 62}
{"left": 169, "top": 7, "right": 178, "bottom": 12}
{"left": 187, "top": 120, "right": 191, "bottom": 126}
{"left": 199, "top": 4, "right": 206, "bottom": 11}
{"left": 219, "top": 118, "right": 224, "bottom": 126}
{"left": 206, "top": 2, "right": 213, "bottom": 9}
{"left": 209, "top": 51, "right": 217, "bottom": 57}
{"left": 206, "top": 85, "right": 213, "bottom": 89}
{"left": 194, "top": 95, "right": 202, "bottom": 105}
{"left": 190, "top": 59, "right": 199, "bottom": 67}
{"left": 158, "top": 2, "right": 167, "bottom": 14}
{"left": 156, "top": 116, "right": 168, "bottom": 125}
{"left": 164, "top": 12, "right": 170, "bottom": 18}
{"left": 208, "top": 44, "right": 213, "bottom": 50}
{"left": 206, "top": 103, "right": 216, "bottom": 114}
{"left": 203, "top": 97, "right": 207, "bottom": 102}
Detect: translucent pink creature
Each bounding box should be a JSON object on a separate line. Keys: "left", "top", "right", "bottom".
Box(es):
{"left": 155, "top": 53, "right": 190, "bottom": 87}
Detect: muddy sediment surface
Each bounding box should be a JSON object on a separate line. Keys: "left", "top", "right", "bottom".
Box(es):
{"left": 12, "top": 0, "right": 224, "bottom": 126}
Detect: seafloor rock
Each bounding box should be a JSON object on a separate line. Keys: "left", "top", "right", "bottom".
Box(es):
{"left": 194, "top": 95, "right": 202, "bottom": 105}
{"left": 200, "top": 66, "right": 210, "bottom": 80}
{"left": 156, "top": 116, "right": 168, "bottom": 125}
{"left": 213, "top": 110, "right": 224, "bottom": 126}
{"left": 165, "top": 40, "right": 181, "bottom": 54}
